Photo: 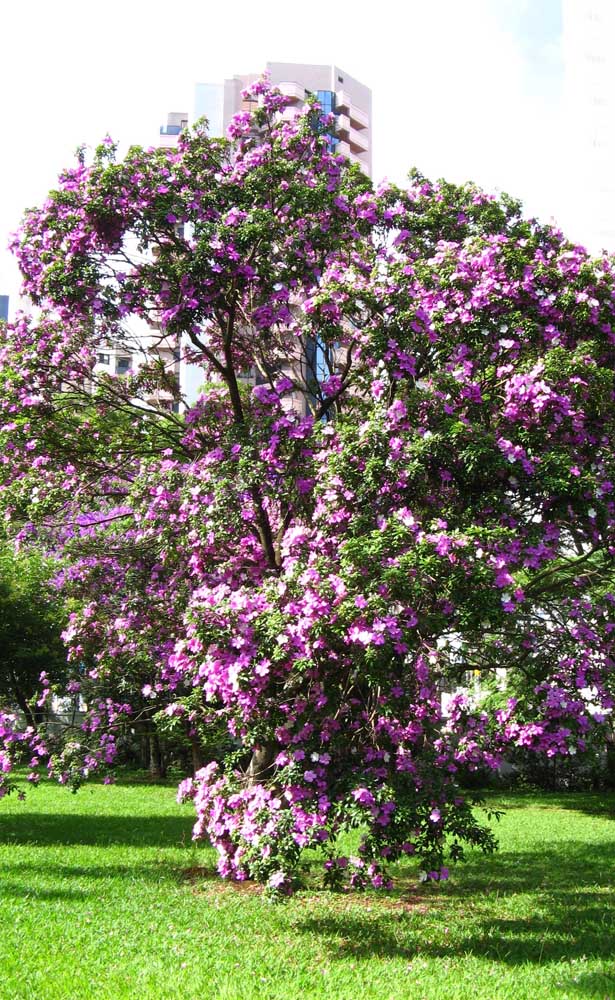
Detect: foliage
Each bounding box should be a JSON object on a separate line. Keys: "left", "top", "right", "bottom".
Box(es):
{"left": 1, "top": 79, "right": 614, "bottom": 892}
{"left": 0, "top": 542, "right": 68, "bottom": 797}
{"left": 0, "top": 542, "right": 67, "bottom": 717}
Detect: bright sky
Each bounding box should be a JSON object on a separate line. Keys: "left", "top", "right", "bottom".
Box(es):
{"left": 0, "top": 0, "right": 572, "bottom": 310}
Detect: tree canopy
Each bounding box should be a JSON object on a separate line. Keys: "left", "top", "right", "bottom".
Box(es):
{"left": 0, "top": 543, "right": 67, "bottom": 725}
{"left": 1, "top": 79, "right": 614, "bottom": 893}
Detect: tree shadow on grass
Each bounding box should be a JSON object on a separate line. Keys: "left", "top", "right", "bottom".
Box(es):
{"left": 0, "top": 856, "right": 192, "bottom": 892}
{"left": 484, "top": 790, "right": 615, "bottom": 821}
{"left": 563, "top": 971, "right": 615, "bottom": 997}
{"left": 435, "top": 839, "right": 615, "bottom": 896}
{"left": 0, "top": 854, "right": 207, "bottom": 905}
{"left": 295, "top": 841, "right": 615, "bottom": 995}
{"left": 92, "top": 771, "right": 188, "bottom": 789}
{"left": 0, "top": 812, "right": 196, "bottom": 848}
{"left": 0, "top": 879, "right": 90, "bottom": 902}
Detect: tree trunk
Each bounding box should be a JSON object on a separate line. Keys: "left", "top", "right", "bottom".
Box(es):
{"left": 606, "top": 731, "right": 615, "bottom": 790}
{"left": 140, "top": 729, "right": 150, "bottom": 771}
{"left": 190, "top": 738, "right": 204, "bottom": 775}
{"left": 10, "top": 676, "right": 37, "bottom": 731}
{"left": 148, "top": 732, "right": 166, "bottom": 779}
{"left": 246, "top": 743, "right": 276, "bottom": 785}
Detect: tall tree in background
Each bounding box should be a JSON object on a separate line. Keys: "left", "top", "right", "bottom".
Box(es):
{"left": 0, "top": 80, "right": 614, "bottom": 892}
{"left": 0, "top": 543, "right": 67, "bottom": 727}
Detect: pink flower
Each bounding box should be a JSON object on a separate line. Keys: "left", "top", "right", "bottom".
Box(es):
{"left": 268, "top": 870, "right": 286, "bottom": 889}
{"left": 352, "top": 787, "right": 375, "bottom": 807}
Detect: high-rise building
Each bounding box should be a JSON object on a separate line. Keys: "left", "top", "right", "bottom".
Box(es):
{"left": 156, "top": 64, "right": 372, "bottom": 408}
{"left": 90, "top": 116, "right": 189, "bottom": 412}
{"left": 193, "top": 62, "right": 372, "bottom": 176}
{"left": 159, "top": 111, "right": 189, "bottom": 150}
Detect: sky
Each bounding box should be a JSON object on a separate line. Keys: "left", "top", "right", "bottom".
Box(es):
{"left": 0, "top": 0, "right": 575, "bottom": 310}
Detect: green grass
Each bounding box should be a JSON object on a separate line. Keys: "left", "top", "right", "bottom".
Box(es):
{"left": 0, "top": 780, "right": 614, "bottom": 1000}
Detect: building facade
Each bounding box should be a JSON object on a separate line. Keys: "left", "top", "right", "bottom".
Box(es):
{"left": 159, "top": 110, "right": 189, "bottom": 150}
{"left": 90, "top": 113, "right": 185, "bottom": 413}
{"left": 193, "top": 62, "right": 372, "bottom": 176}
{"left": 158, "top": 63, "right": 372, "bottom": 408}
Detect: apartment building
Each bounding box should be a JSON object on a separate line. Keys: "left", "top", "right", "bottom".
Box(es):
{"left": 93, "top": 315, "right": 181, "bottom": 414}
{"left": 158, "top": 64, "right": 372, "bottom": 407}
{"left": 194, "top": 62, "right": 372, "bottom": 176}
{"left": 93, "top": 113, "right": 185, "bottom": 412}
{"left": 158, "top": 110, "right": 189, "bottom": 150}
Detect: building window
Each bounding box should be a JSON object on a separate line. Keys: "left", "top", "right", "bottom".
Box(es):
{"left": 304, "top": 333, "right": 330, "bottom": 406}
{"left": 116, "top": 356, "right": 131, "bottom": 375}
{"left": 97, "top": 352, "right": 110, "bottom": 365}
{"left": 312, "top": 91, "right": 339, "bottom": 153}
{"left": 338, "top": 75, "right": 344, "bottom": 83}
{"left": 317, "top": 90, "right": 336, "bottom": 115}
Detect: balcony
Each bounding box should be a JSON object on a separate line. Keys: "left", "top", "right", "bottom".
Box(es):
{"left": 336, "top": 89, "right": 351, "bottom": 112}
{"left": 349, "top": 126, "right": 369, "bottom": 153}
{"left": 335, "top": 140, "right": 368, "bottom": 171}
{"left": 336, "top": 113, "right": 350, "bottom": 136}
{"left": 335, "top": 92, "right": 368, "bottom": 129}
{"left": 146, "top": 334, "right": 180, "bottom": 355}
{"left": 278, "top": 81, "right": 306, "bottom": 103}
{"left": 349, "top": 104, "right": 369, "bottom": 130}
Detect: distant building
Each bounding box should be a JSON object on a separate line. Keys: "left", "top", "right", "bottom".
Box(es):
{"left": 93, "top": 315, "right": 181, "bottom": 415}
{"left": 157, "top": 64, "right": 372, "bottom": 407}
{"left": 194, "top": 62, "right": 372, "bottom": 176}
{"left": 89, "top": 116, "right": 184, "bottom": 413}
{"left": 159, "top": 110, "right": 189, "bottom": 150}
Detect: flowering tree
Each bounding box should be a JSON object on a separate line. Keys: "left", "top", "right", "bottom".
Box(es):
{"left": 1, "top": 80, "right": 615, "bottom": 893}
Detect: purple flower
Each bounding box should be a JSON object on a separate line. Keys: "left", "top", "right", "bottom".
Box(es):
{"left": 352, "top": 787, "right": 375, "bottom": 807}
{"left": 268, "top": 870, "right": 287, "bottom": 889}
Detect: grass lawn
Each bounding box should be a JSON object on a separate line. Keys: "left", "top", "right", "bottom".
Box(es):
{"left": 0, "top": 778, "right": 613, "bottom": 1000}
